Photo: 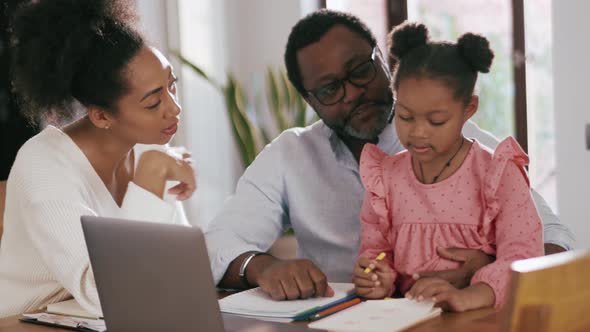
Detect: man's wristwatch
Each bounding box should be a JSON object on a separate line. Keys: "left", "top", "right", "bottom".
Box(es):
{"left": 238, "top": 251, "right": 271, "bottom": 288}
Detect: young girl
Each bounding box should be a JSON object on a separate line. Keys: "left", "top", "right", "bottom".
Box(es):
{"left": 352, "top": 22, "right": 543, "bottom": 312}
{"left": 0, "top": 0, "right": 196, "bottom": 317}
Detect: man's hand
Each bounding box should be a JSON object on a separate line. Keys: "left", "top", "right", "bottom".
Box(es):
{"left": 413, "top": 247, "right": 494, "bottom": 289}
{"left": 256, "top": 259, "right": 334, "bottom": 301}
{"left": 544, "top": 243, "right": 566, "bottom": 255}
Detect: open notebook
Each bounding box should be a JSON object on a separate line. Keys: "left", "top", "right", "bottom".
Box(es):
{"left": 46, "top": 299, "right": 101, "bottom": 319}
{"left": 309, "top": 298, "right": 442, "bottom": 332}
{"left": 219, "top": 282, "right": 355, "bottom": 321}
{"left": 20, "top": 299, "right": 106, "bottom": 332}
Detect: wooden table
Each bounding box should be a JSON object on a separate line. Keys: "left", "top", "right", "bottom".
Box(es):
{"left": 0, "top": 293, "right": 500, "bottom": 332}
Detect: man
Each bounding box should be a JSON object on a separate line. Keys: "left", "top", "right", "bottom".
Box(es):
{"left": 206, "top": 10, "right": 574, "bottom": 301}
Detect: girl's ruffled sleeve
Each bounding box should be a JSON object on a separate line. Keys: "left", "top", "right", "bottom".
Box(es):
{"left": 481, "top": 137, "right": 530, "bottom": 237}
{"left": 358, "top": 144, "right": 397, "bottom": 294}
{"left": 473, "top": 137, "right": 544, "bottom": 308}
{"left": 359, "top": 144, "right": 390, "bottom": 225}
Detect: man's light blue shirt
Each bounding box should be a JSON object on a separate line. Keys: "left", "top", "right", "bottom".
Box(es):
{"left": 206, "top": 120, "right": 575, "bottom": 284}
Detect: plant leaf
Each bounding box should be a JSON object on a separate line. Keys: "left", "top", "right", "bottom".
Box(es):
{"left": 296, "top": 98, "right": 308, "bottom": 128}
{"left": 280, "top": 68, "right": 309, "bottom": 128}
{"left": 224, "top": 78, "right": 251, "bottom": 167}
{"left": 266, "top": 67, "right": 288, "bottom": 131}
{"left": 278, "top": 69, "right": 293, "bottom": 120}
{"left": 228, "top": 75, "right": 260, "bottom": 166}
{"left": 260, "top": 128, "right": 272, "bottom": 146}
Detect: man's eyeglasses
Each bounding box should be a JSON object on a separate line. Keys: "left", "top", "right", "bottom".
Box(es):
{"left": 306, "top": 47, "right": 378, "bottom": 106}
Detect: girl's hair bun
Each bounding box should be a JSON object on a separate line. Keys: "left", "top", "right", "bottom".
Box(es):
{"left": 457, "top": 33, "right": 494, "bottom": 73}
{"left": 388, "top": 22, "right": 429, "bottom": 61}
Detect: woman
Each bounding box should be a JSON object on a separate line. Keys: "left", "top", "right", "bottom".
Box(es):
{"left": 0, "top": 0, "right": 196, "bottom": 317}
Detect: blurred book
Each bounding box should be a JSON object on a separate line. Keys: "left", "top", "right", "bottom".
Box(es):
{"left": 309, "top": 298, "right": 442, "bottom": 332}
{"left": 46, "top": 299, "right": 101, "bottom": 319}
{"left": 21, "top": 313, "right": 105, "bottom": 332}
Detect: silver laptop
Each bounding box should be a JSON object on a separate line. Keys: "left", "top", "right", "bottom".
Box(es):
{"left": 81, "top": 216, "right": 313, "bottom": 332}
{"left": 82, "top": 216, "right": 224, "bottom": 332}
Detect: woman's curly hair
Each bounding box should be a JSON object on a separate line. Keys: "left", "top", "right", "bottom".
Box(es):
{"left": 11, "top": 0, "right": 143, "bottom": 123}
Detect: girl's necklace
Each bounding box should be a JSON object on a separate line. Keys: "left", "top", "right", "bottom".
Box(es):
{"left": 419, "top": 137, "right": 465, "bottom": 184}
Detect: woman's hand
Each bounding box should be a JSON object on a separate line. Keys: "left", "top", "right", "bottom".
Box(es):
{"left": 164, "top": 149, "right": 197, "bottom": 201}
{"left": 352, "top": 256, "right": 395, "bottom": 299}
{"left": 134, "top": 147, "right": 197, "bottom": 200}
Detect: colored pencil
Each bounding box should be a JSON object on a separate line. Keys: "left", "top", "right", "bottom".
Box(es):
{"left": 309, "top": 297, "right": 362, "bottom": 321}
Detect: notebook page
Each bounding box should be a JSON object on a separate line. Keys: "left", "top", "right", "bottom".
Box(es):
{"left": 309, "top": 299, "right": 442, "bottom": 332}
{"left": 219, "top": 282, "right": 355, "bottom": 318}
{"left": 22, "top": 313, "right": 106, "bottom": 332}
{"left": 46, "top": 299, "right": 101, "bottom": 319}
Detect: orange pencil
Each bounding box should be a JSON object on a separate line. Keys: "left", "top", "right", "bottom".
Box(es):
{"left": 309, "top": 297, "right": 362, "bottom": 321}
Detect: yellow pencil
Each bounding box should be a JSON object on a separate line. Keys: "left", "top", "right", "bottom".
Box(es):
{"left": 363, "top": 252, "right": 386, "bottom": 274}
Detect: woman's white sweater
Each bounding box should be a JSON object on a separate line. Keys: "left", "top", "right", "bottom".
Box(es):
{"left": 0, "top": 126, "right": 188, "bottom": 318}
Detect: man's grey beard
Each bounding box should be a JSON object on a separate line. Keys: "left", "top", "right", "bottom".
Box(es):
{"left": 341, "top": 105, "right": 393, "bottom": 140}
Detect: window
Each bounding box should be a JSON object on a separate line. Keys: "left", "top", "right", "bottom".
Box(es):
{"left": 408, "top": 0, "right": 515, "bottom": 140}
{"left": 409, "top": 1, "right": 558, "bottom": 211}
{"left": 524, "top": 0, "right": 557, "bottom": 211}
{"left": 326, "top": 0, "right": 558, "bottom": 211}
{"left": 326, "top": 0, "right": 389, "bottom": 53}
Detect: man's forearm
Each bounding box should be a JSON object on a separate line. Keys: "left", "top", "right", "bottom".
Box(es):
{"left": 544, "top": 243, "right": 566, "bottom": 255}
{"left": 531, "top": 189, "right": 576, "bottom": 250}
{"left": 218, "top": 252, "right": 278, "bottom": 289}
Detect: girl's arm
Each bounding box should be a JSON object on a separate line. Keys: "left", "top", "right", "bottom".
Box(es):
{"left": 464, "top": 120, "right": 574, "bottom": 252}
{"left": 358, "top": 192, "right": 394, "bottom": 260}
{"left": 470, "top": 161, "right": 544, "bottom": 308}
{"left": 356, "top": 143, "right": 398, "bottom": 298}
{"left": 355, "top": 191, "right": 397, "bottom": 298}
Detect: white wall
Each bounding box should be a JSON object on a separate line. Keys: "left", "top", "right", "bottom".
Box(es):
{"left": 553, "top": 1, "right": 590, "bottom": 248}
{"left": 224, "top": 0, "right": 302, "bottom": 85}
{"left": 136, "top": 0, "right": 170, "bottom": 53}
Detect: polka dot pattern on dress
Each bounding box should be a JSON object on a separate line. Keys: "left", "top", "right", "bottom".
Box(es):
{"left": 358, "top": 138, "right": 544, "bottom": 308}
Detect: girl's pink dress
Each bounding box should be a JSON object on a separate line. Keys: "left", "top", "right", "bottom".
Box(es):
{"left": 359, "top": 137, "right": 544, "bottom": 308}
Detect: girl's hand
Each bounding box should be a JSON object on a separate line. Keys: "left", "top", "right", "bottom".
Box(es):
{"left": 352, "top": 256, "right": 394, "bottom": 299}
{"left": 134, "top": 147, "right": 197, "bottom": 200}
{"left": 406, "top": 277, "right": 456, "bottom": 302}
{"left": 433, "top": 283, "right": 496, "bottom": 312}
{"left": 431, "top": 288, "right": 472, "bottom": 312}
{"left": 407, "top": 278, "right": 495, "bottom": 312}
